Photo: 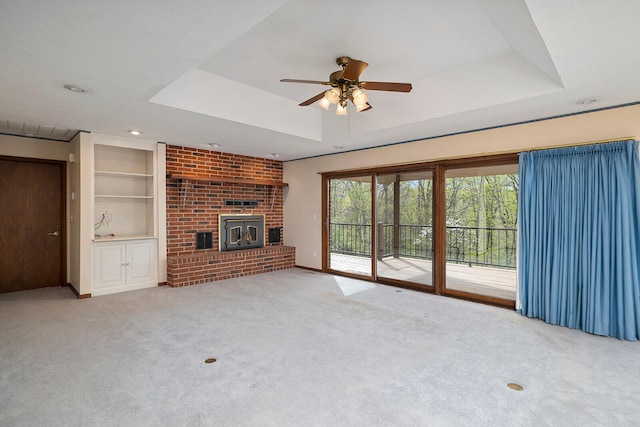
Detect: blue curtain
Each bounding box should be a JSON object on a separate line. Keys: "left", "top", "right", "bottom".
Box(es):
{"left": 518, "top": 140, "right": 640, "bottom": 340}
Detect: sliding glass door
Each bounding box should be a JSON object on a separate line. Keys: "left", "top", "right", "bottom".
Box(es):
{"left": 327, "top": 175, "right": 374, "bottom": 279}
{"left": 323, "top": 154, "right": 518, "bottom": 307}
{"left": 375, "top": 171, "right": 434, "bottom": 288}
{"left": 443, "top": 164, "right": 519, "bottom": 301}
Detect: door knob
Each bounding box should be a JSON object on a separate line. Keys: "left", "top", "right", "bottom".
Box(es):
{"left": 48, "top": 231, "right": 59, "bottom": 236}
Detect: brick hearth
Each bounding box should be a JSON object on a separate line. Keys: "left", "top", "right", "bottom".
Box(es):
{"left": 167, "top": 246, "right": 295, "bottom": 287}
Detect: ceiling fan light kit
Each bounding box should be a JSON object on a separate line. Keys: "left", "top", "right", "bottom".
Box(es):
{"left": 281, "top": 56, "right": 412, "bottom": 115}
{"left": 319, "top": 97, "right": 331, "bottom": 111}
{"left": 325, "top": 87, "right": 341, "bottom": 105}
{"left": 351, "top": 88, "right": 367, "bottom": 104}
{"left": 355, "top": 102, "right": 370, "bottom": 112}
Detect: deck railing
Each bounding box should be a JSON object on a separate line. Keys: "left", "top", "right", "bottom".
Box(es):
{"left": 330, "top": 223, "right": 517, "bottom": 269}
{"left": 329, "top": 222, "right": 373, "bottom": 256}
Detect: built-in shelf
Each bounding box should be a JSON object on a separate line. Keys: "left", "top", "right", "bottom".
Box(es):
{"left": 95, "top": 170, "right": 153, "bottom": 178}
{"left": 167, "top": 173, "right": 288, "bottom": 187}
{"left": 95, "top": 195, "right": 154, "bottom": 199}
{"left": 94, "top": 235, "right": 157, "bottom": 242}
{"left": 93, "top": 142, "right": 157, "bottom": 240}
{"left": 90, "top": 137, "right": 159, "bottom": 297}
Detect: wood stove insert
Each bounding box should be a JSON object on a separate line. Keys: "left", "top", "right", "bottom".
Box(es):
{"left": 218, "top": 214, "right": 265, "bottom": 251}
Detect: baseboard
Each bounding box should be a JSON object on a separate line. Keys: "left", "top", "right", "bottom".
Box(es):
{"left": 294, "top": 265, "right": 322, "bottom": 273}
{"left": 91, "top": 281, "right": 156, "bottom": 297}
{"left": 65, "top": 283, "right": 91, "bottom": 299}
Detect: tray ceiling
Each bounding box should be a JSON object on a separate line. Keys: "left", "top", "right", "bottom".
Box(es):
{"left": 1, "top": 0, "right": 639, "bottom": 160}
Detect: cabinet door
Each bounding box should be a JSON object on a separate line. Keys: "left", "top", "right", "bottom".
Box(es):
{"left": 126, "top": 242, "right": 156, "bottom": 284}
{"left": 94, "top": 244, "right": 126, "bottom": 289}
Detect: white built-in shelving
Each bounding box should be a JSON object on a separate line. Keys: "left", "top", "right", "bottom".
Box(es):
{"left": 93, "top": 143, "right": 157, "bottom": 239}
{"left": 91, "top": 138, "right": 159, "bottom": 295}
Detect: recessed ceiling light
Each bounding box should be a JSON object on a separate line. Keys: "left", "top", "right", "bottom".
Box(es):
{"left": 333, "top": 145, "right": 344, "bottom": 149}
{"left": 128, "top": 130, "right": 142, "bottom": 136}
{"left": 209, "top": 143, "right": 221, "bottom": 148}
{"left": 63, "top": 84, "right": 86, "bottom": 93}
{"left": 271, "top": 153, "right": 280, "bottom": 158}
{"left": 576, "top": 98, "right": 597, "bottom": 105}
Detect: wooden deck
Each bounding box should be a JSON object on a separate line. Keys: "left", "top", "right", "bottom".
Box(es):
{"left": 330, "top": 253, "right": 516, "bottom": 300}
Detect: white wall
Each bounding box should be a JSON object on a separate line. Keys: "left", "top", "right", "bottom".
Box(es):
{"left": 68, "top": 132, "right": 93, "bottom": 295}
{"left": 0, "top": 134, "right": 70, "bottom": 161}
{"left": 157, "top": 143, "right": 167, "bottom": 283}
{"left": 283, "top": 104, "right": 640, "bottom": 269}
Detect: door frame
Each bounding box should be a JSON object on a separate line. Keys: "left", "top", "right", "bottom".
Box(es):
{"left": 373, "top": 169, "right": 437, "bottom": 294}
{"left": 322, "top": 172, "right": 377, "bottom": 280}
{"left": 0, "top": 155, "right": 67, "bottom": 288}
{"left": 321, "top": 153, "right": 518, "bottom": 308}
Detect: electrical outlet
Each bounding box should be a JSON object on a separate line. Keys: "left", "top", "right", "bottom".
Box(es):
{"left": 104, "top": 212, "right": 112, "bottom": 222}
{"left": 313, "top": 251, "right": 317, "bottom": 257}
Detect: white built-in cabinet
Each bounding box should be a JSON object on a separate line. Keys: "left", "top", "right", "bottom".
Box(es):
{"left": 93, "top": 240, "right": 156, "bottom": 292}
{"left": 91, "top": 136, "right": 159, "bottom": 296}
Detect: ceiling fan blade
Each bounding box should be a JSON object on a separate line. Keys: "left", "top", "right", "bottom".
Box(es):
{"left": 342, "top": 59, "right": 368, "bottom": 81}
{"left": 361, "top": 81, "right": 412, "bottom": 92}
{"left": 299, "top": 92, "right": 326, "bottom": 106}
{"left": 281, "top": 79, "right": 329, "bottom": 85}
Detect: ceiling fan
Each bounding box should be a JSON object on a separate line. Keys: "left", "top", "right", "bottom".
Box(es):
{"left": 280, "top": 56, "right": 412, "bottom": 115}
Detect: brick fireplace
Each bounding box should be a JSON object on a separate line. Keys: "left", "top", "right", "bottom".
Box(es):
{"left": 165, "top": 145, "right": 295, "bottom": 287}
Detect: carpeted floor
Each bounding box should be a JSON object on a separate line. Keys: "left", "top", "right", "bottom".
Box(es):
{"left": 1, "top": 268, "right": 639, "bottom": 426}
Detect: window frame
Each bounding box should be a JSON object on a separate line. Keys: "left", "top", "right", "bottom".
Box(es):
{"left": 321, "top": 152, "right": 519, "bottom": 308}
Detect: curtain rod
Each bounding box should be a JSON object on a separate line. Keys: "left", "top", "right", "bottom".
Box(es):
{"left": 521, "top": 136, "right": 636, "bottom": 153}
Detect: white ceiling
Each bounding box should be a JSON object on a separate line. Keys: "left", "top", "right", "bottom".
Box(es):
{"left": 1, "top": 0, "right": 639, "bottom": 161}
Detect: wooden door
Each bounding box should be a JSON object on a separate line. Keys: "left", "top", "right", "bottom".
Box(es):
{"left": 0, "top": 157, "right": 65, "bottom": 293}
